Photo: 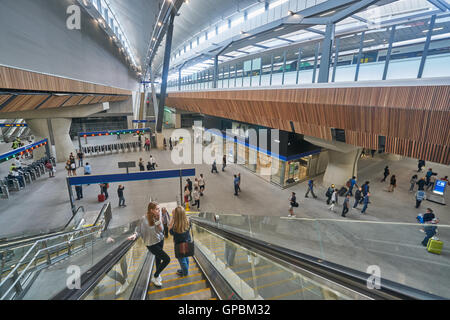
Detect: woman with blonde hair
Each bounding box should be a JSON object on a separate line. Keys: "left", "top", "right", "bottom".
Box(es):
{"left": 128, "top": 202, "right": 170, "bottom": 287}
{"left": 169, "top": 206, "right": 192, "bottom": 276}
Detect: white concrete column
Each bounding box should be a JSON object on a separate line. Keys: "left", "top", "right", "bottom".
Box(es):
{"left": 322, "top": 148, "right": 362, "bottom": 187}
{"left": 156, "top": 132, "right": 165, "bottom": 150}
{"left": 174, "top": 112, "right": 181, "bottom": 129}
{"left": 26, "top": 118, "right": 75, "bottom": 163}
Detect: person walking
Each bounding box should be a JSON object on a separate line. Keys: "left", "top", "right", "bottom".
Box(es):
{"left": 169, "top": 137, "right": 173, "bottom": 150}
{"left": 128, "top": 202, "right": 170, "bottom": 287}
{"left": 341, "top": 194, "right": 350, "bottom": 217}
{"left": 211, "top": 160, "right": 219, "bottom": 173}
{"left": 169, "top": 206, "right": 192, "bottom": 277}
{"left": 326, "top": 184, "right": 335, "bottom": 205}
{"left": 381, "top": 166, "right": 390, "bottom": 182}
{"left": 417, "top": 160, "right": 425, "bottom": 172}
{"left": 77, "top": 150, "right": 84, "bottom": 168}
{"left": 426, "top": 175, "right": 437, "bottom": 191}
{"left": 144, "top": 138, "right": 150, "bottom": 151}
{"left": 161, "top": 207, "right": 170, "bottom": 239}
{"left": 347, "top": 176, "right": 358, "bottom": 196}
{"left": 183, "top": 186, "right": 190, "bottom": 208}
{"left": 69, "top": 153, "right": 76, "bottom": 166}
{"left": 328, "top": 189, "right": 338, "bottom": 212}
{"left": 417, "top": 177, "right": 427, "bottom": 191}
{"left": 353, "top": 187, "right": 363, "bottom": 209}
{"left": 193, "top": 187, "right": 200, "bottom": 210}
{"left": 149, "top": 155, "right": 156, "bottom": 170}
{"left": 65, "top": 160, "right": 72, "bottom": 177}
{"left": 45, "top": 160, "right": 55, "bottom": 178}
{"left": 186, "top": 178, "right": 193, "bottom": 202}
{"left": 288, "top": 192, "right": 297, "bottom": 217}
{"left": 139, "top": 158, "right": 145, "bottom": 171}
{"left": 422, "top": 218, "right": 438, "bottom": 247}
{"left": 118, "top": 185, "right": 126, "bottom": 207}
{"left": 415, "top": 189, "right": 426, "bottom": 208}
{"left": 222, "top": 155, "right": 227, "bottom": 172}
{"left": 361, "top": 193, "right": 370, "bottom": 214}
{"left": 426, "top": 168, "right": 437, "bottom": 186}
{"left": 233, "top": 175, "right": 239, "bottom": 196}
{"left": 305, "top": 179, "right": 318, "bottom": 199}
{"left": 361, "top": 181, "right": 370, "bottom": 199}
{"left": 388, "top": 175, "right": 397, "bottom": 192}
{"left": 409, "top": 175, "right": 418, "bottom": 192}
{"left": 75, "top": 184, "right": 83, "bottom": 200}
{"left": 198, "top": 174, "right": 205, "bottom": 196}
{"left": 70, "top": 160, "right": 77, "bottom": 176}
{"left": 237, "top": 173, "right": 241, "bottom": 193}
{"left": 101, "top": 183, "right": 109, "bottom": 200}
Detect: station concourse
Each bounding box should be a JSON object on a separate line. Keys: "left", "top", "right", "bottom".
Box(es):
{"left": 0, "top": 0, "right": 449, "bottom": 301}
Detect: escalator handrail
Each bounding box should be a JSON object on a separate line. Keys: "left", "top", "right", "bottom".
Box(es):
{"left": 191, "top": 217, "right": 444, "bottom": 300}
{"left": 51, "top": 238, "right": 137, "bottom": 300}
{"left": 0, "top": 224, "right": 104, "bottom": 298}
{"left": 63, "top": 206, "right": 86, "bottom": 230}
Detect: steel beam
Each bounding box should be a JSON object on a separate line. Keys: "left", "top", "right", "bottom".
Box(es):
{"left": 427, "top": 0, "right": 449, "bottom": 11}
{"left": 354, "top": 31, "right": 365, "bottom": 82}
{"left": 382, "top": 25, "right": 396, "bottom": 80}
{"left": 156, "top": 11, "right": 175, "bottom": 133}
{"left": 312, "top": 43, "right": 319, "bottom": 83}
{"left": 296, "top": 48, "right": 302, "bottom": 84}
{"left": 213, "top": 55, "right": 219, "bottom": 88}
{"left": 332, "top": 37, "right": 340, "bottom": 82}
{"left": 418, "top": 15, "right": 437, "bottom": 79}
{"left": 318, "top": 22, "right": 335, "bottom": 83}
{"left": 332, "top": 0, "right": 380, "bottom": 24}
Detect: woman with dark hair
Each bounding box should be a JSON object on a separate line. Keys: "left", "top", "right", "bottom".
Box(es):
{"left": 128, "top": 202, "right": 170, "bottom": 287}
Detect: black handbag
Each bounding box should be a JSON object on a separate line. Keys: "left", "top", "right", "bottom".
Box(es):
{"left": 174, "top": 226, "right": 195, "bottom": 259}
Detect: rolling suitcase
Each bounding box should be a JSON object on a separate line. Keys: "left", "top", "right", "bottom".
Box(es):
{"left": 98, "top": 194, "right": 106, "bottom": 202}
{"left": 427, "top": 238, "right": 443, "bottom": 255}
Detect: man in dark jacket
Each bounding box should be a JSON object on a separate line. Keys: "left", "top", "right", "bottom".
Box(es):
{"left": 353, "top": 187, "right": 363, "bottom": 208}
{"left": 187, "top": 178, "right": 193, "bottom": 201}
{"left": 417, "top": 177, "right": 427, "bottom": 191}
{"left": 117, "top": 185, "right": 126, "bottom": 207}
{"left": 381, "top": 166, "right": 390, "bottom": 182}
{"left": 361, "top": 193, "right": 370, "bottom": 214}
{"left": 326, "top": 184, "right": 335, "bottom": 204}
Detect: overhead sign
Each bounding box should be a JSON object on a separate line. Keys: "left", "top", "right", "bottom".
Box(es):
{"left": 79, "top": 128, "right": 150, "bottom": 137}
{"left": 67, "top": 168, "right": 196, "bottom": 186}
{"left": 433, "top": 180, "right": 447, "bottom": 196}
{"left": 0, "top": 139, "right": 49, "bottom": 163}
{"left": 132, "top": 120, "right": 156, "bottom": 123}
{"left": 0, "top": 123, "right": 28, "bottom": 127}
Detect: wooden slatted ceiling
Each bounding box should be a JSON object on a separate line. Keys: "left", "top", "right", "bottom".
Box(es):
{"left": 168, "top": 85, "right": 450, "bottom": 111}
{"left": 1, "top": 95, "right": 49, "bottom": 112}
{"left": 166, "top": 86, "right": 450, "bottom": 165}
{"left": 39, "top": 95, "right": 72, "bottom": 109}
{"left": 0, "top": 94, "right": 12, "bottom": 105}
{"left": 0, "top": 65, "right": 131, "bottom": 95}
{"left": 62, "top": 95, "right": 85, "bottom": 107}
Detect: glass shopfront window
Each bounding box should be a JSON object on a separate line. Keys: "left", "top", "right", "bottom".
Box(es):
{"left": 284, "top": 158, "right": 309, "bottom": 185}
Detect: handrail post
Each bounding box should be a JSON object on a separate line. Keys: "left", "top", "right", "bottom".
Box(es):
{"left": 43, "top": 241, "right": 51, "bottom": 265}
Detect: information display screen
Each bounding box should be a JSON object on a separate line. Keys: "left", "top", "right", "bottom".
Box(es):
{"left": 433, "top": 180, "right": 447, "bottom": 196}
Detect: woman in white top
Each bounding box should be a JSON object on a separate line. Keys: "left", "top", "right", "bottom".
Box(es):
{"left": 328, "top": 189, "right": 338, "bottom": 212}
{"left": 128, "top": 202, "right": 170, "bottom": 287}
{"left": 198, "top": 174, "right": 205, "bottom": 196}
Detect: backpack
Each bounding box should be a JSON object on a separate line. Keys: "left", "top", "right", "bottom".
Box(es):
{"left": 326, "top": 188, "right": 332, "bottom": 197}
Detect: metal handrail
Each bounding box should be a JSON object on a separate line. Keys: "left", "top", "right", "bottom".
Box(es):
{"left": 64, "top": 206, "right": 85, "bottom": 230}
{"left": 0, "top": 224, "right": 103, "bottom": 299}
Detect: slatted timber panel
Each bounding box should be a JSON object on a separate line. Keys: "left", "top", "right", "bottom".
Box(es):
{"left": 39, "top": 95, "right": 72, "bottom": 109}
{"left": 0, "top": 94, "right": 12, "bottom": 105}
{"left": 89, "top": 95, "right": 104, "bottom": 104}
{"left": 166, "top": 85, "right": 450, "bottom": 165}
{"left": 62, "top": 95, "right": 85, "bottom": 107}
{"left": 77, "top": 95, "right": 96, "bottom": 105}
{"left": 0, "top": 65, "right": 131, "bottom": 95}
{"left": 1, "top": 95, "right": 49, "bottom": 112}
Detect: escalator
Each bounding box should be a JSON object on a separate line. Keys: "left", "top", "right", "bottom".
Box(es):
{"left": 1, "top": 209, "right": 444, "bottom": 300}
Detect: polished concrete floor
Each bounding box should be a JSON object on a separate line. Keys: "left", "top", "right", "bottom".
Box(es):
{"left": 1, "top": 130, "right": 449, "bottom": 237}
